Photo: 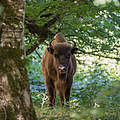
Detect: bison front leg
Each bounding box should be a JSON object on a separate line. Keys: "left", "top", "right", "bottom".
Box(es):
{"left": 58, "top": 91, "right": 64, "bottom": 106}
{"left": 65, "top": 87, "right": 71, "bottom": 104}
{"left": 65, "top": 81, "right": 72, "bottom": 106}
{"left": 45, "top": 78, "right": 56, "bottom": 106}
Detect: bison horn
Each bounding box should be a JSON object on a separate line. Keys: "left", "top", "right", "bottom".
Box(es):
{"left": 71, "top": 40, "right": 76, "bottom": 48}
{"left": 71, "top": 40, "right": 78, "bottom": 54}
{"left": 47, "top": 39, "right": 54, "bottom": 54}
{"left": 49, "top": 39, "right": 54, "bottom": 48}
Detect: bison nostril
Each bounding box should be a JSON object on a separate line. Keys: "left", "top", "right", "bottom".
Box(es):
{"left": 58, "top": 65, "right": 66, "bottom": 72}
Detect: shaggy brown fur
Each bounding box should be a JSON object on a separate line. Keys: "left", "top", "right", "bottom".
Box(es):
{"left": 41, "top": 33, "right": 77, "bottom": 106}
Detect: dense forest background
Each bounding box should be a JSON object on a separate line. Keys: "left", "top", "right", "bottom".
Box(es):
{"left": 25, "top": 0, "right": 119, "bottom": 119}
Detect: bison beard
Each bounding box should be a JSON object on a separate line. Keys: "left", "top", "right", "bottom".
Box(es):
{"left": 41, "top": 33, "right": 77, "bottom": 106}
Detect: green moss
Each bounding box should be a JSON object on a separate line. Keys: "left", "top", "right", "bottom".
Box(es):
{"left": 0, "top": 4, "right": 4, "bottom": 15}
{"left": 0, "top": 105, "right": 16, "bottom": 120}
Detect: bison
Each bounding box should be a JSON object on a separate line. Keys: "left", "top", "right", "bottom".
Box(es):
{"left": 41, "top": 33, "right": 77, "bottom": 106}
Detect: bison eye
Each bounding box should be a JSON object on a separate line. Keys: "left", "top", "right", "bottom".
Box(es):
{"left": 54, "top": 54, "right": 59, "bottom": 58}
{"left": 66, "top": 54, "right": 70, "bottom": 58}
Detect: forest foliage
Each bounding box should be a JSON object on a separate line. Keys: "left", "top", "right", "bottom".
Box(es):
{"left": 25, "top": 0, "right": 120, "bottom": 119}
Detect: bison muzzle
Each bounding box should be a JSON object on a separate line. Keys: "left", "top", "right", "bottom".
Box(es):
{"left": 41, "top": 33, "right": 77, "bottom": 106}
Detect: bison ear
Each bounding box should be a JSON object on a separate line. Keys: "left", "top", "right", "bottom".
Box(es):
{"left": 47, "top": 47, "right": 54, "bottom": 54}
{"left": 71, "top": 47, "right": 78, "bottom": 54}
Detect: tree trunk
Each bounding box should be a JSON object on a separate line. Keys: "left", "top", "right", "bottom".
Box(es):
{"left": 0, "top": 0, "right": 37, "bottom": 120}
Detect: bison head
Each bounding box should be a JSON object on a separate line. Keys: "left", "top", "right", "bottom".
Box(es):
{"left": 47, "top": 41, "right": 77, "bottom": 76}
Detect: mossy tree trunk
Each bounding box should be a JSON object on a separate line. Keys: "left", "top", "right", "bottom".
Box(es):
{"left": 0, "top": 0, "right": 37, "bottom": 120}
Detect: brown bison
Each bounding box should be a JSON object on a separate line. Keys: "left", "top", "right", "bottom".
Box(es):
{"left": 41, "top": 33, "right": 77, "bottom": 106}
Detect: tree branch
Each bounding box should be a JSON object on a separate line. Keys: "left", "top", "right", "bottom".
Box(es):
{"left": 25, "top": 15, "right": 60, "bottom": 55}
{"left": 44, "top": 15, "right": 60, "bottom": 27}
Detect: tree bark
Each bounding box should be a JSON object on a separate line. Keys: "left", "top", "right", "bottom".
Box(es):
{"left": 0, "top": 0, "right": 37, "bottom": 120}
